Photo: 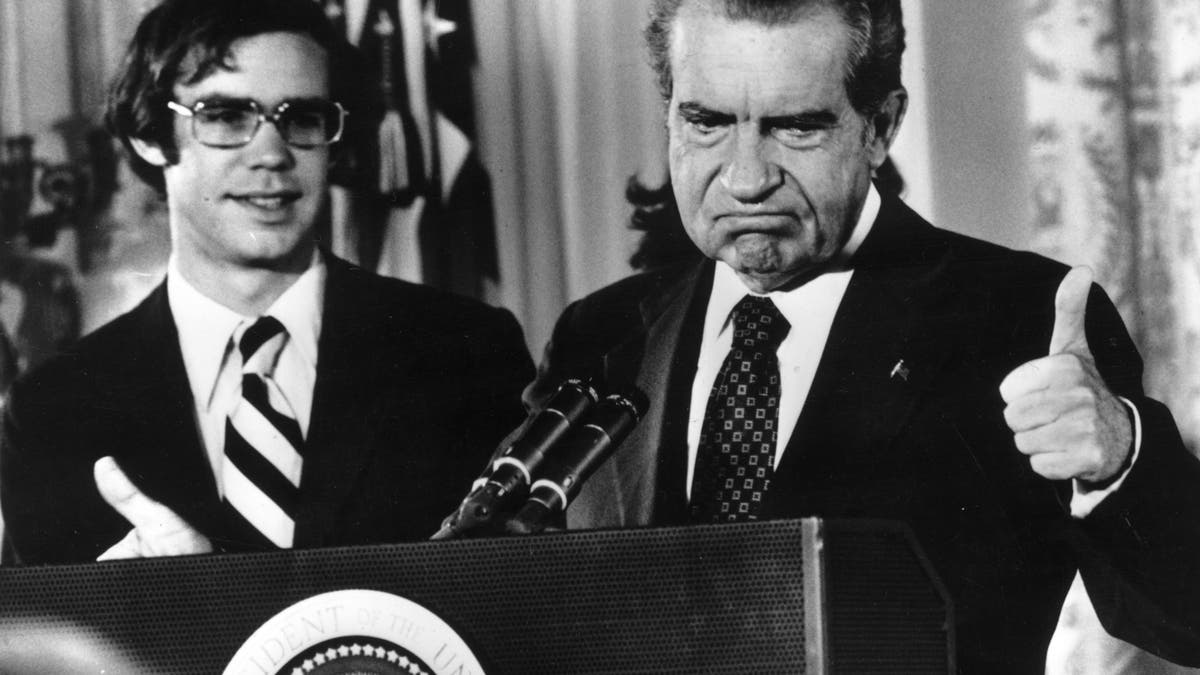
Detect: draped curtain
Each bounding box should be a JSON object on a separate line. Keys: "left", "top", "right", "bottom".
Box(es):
{"left": 1026, "top": 1, "right": 1200, "bottom": 672}
{"left": 469, "top": 0, "right": 667, "bottom": 353}
{"left": 1025, "top": 0, "right": 1200, "bottom": 452}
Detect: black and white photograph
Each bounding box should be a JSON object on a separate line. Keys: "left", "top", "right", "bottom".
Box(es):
{"left": 0, "top": 0, "right": 1198, "bottom": 672}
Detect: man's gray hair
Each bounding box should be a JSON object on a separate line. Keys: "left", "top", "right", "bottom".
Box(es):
{"left": 645, "top": 0, "right": 905, "bottom": 115}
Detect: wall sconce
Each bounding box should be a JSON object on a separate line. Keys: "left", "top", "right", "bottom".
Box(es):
{"left": 0, "top": 130, "right": 118, "bottom": 272}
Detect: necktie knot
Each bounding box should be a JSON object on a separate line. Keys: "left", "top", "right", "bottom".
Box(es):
{"left": 731, "top": 295, "right": 790, "bottom": 351}
{"left": 238, "top": 316, "right": 287, "bottom": 375}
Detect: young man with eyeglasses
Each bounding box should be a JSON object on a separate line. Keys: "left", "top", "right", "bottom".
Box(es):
{"left": 0, "top": 0, "right": 534, "bottom": 565}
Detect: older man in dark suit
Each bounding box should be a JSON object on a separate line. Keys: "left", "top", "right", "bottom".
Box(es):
{"left": 528, "top": 0, "right": 1200, "bottom": 671}
{"left": 0, "top": 0, "right": 532, "bottom": 565}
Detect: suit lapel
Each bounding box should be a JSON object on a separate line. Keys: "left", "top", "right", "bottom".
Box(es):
{"left": 768, "top": 195, "right": 957, "bottom": 515}
{"left": 292, "top": 258, "right": 420, "bottom": 546}
{"left": 124, "top": 261, "right": 424, "bottom": 549}
{"left": 568, "top": 262, "right": 712, "bottom": 529}
{"left": 109, "top": 284, "right": 223, "bottom": 537}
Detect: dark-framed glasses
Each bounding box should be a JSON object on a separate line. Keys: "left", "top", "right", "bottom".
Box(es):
{"left": 166, "top": 98, "right": 347, "bottom": 149}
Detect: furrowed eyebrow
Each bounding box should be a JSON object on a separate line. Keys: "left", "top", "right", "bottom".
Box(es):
{"left": 676, "top": 102, "right": 840, "bottom": 130}
{"left": 762, "top": 111, "right": 840, "bottom": 129}
{"left": 677, "top": 102, "right": 735, "bottom": 125}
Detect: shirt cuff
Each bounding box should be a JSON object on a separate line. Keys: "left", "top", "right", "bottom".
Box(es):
{"left": 1070, "top": 396, "right": 1142, "bottom": 518}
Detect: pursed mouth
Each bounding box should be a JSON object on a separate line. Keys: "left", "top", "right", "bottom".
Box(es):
{"left": 717, "top": 212, "right": 799, "bottom": 232}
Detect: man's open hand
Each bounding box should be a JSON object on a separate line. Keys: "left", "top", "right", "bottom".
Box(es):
{"left": 93, "top": 456, "right": 212, "bottom": 560}
{"left": 999, "top": 267, "right": 1132, "bottom": 486}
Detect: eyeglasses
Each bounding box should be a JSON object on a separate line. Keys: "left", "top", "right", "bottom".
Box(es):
{"left": 166, "top": 98, "right": 347, "bottom": 149}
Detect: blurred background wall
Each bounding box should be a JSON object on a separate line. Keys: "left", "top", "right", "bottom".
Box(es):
{"left": 0, "top": 1, "right": 1197, "bottom": 671}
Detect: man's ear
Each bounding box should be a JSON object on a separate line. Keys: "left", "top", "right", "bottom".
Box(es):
{"left": 129, "top": 138, "right": 169, "bottom": 167}
{"left": 867, "top": 88, "right": 908, "bottom": 170}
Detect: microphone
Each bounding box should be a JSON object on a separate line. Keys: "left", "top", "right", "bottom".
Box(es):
{"left": 431, "top": 379, "right": 598, "bottom": 540}
{"left": 505, "top": 392, "right": 646, "bottom": 535}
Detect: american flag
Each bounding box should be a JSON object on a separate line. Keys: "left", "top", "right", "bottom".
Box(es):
{"left": 322, "top": 0, "right": 496, "bottom": 298}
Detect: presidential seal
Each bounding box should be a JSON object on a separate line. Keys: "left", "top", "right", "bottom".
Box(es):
{"left": 223, "top": 590, "right": 485, "bottom": 675}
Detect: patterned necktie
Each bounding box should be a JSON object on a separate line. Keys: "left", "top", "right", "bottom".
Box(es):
{"left": 222, "top": 316, "right": 304, "bottom": 549}
{"left": 690, "top": 295, "right": 791, "bottom": 523}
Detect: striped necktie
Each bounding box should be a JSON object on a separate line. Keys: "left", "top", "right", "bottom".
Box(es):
{"left": 221, "top": 316, "right": 304, "bottom": 549}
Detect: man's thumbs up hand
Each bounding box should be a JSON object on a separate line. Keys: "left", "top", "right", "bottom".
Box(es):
{"left": 999, "top": 267, "right": 1133, "bottom": 486}
{"left": 94, "top": 456, "right": 212, "bottom": 560}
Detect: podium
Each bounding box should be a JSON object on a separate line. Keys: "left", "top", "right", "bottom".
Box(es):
{"left": 0, "top": 518, "right": 953, "bottom": 673}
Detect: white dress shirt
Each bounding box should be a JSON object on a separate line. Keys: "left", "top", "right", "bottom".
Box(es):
{"left": 683, "top": 185, "right": 1137, "bottom": 517}
{"left": 686, "top": 186, "right": 881, "bottom": 498}
{"left": 167, "top": 253, "right": 324, "bottom": 495}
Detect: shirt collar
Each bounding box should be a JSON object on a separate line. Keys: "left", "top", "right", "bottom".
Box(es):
{"left": 167, "top": 251, "right": 325, "bottom": 411}
{"left": 708, "top": 183, "right": 881, "bottom": 333}
{"left": 835, "top": 181, "right": 880, "bottom": 266}
{"left": 267, "top": 254, "right": 325, "bottom": 371}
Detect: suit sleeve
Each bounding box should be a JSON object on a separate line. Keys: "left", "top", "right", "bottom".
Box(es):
{"left": 477, "top": 299, "right": 593, "bottom": 476}
{"left": 523, "top": 299, "right": 601, "bottom": 410}
{"left": 1073, "top": 284, "right": 1200, "bottom": 665}
{"left": 0, "top": 387, "right": 28, "bottom": 564}
{"left": 468, "top": 305, "right": 537, "bottom": 455}
{"left": 0, "top": 375, "right": 117, "bottom": 566}
{"left": 1, "top": 377, "right": 58, "bottom": 565}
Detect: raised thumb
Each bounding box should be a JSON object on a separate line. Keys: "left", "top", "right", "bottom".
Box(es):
{"left": 1049, "top": 266, "right": 1093, "bottom": 356}
{"left": 94, "top": 456, "right": 178, "bottom": 532}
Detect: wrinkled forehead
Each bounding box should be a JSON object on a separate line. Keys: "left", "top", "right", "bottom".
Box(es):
{"left": 679, "top": 0, "right": 836, "bottom": 26}
{"left": 668, "top": 2, "right": 855, "bottom": 113}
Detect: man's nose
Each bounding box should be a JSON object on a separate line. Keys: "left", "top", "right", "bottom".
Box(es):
{"left": 719, "top": 134, "right": 782, "bottom": 201}
{"left": 245, "top": 120, "right": 296, "bottom": 170}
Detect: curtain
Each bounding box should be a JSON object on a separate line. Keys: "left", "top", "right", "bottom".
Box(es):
{"left": 1025, "top": 0, "right": 1200, "bottom": 452}
{"left": 1026, "top": 1, "right": 1200, "bottom": 672}
{"left": 470, "top": 0, "right": 667, "bottom": 353}
{"left": 323, "top": 0, "right": 501, "bottom": 302}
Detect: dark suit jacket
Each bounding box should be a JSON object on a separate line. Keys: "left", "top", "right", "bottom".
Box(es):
{"left": 1, "top": 254, "right": 534, "bottom": 565}
{"left": 530, "top": 193, "right": 1200, "bottom": 672}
